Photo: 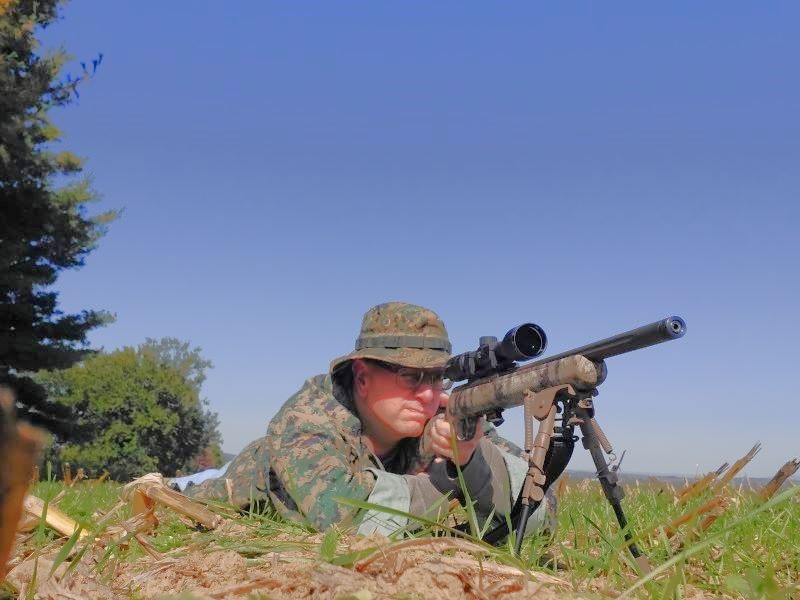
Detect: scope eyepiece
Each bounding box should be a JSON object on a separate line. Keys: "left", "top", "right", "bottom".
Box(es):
{"left": 497, "top": 323, "right": 547, "bottom": 362}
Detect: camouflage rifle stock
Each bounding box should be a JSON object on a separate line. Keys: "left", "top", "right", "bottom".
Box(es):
{"left": 445, "top": 355, "right": 606, "bottom": 439}
{"left": 438, "top": 316, "right": 686, "bottom": 565}
{"left": 442, "top": 316, "right": 685, "bottom": 437}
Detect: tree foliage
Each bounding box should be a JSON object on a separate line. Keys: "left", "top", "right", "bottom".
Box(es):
{"left": 38, "top": 339, "right": 222, "bottom": 481}
{"left": 0, "top": 0, "right": 116, "bottom": 434}
{"left": 139, "top": 337, "right": 213, "bottom": 394}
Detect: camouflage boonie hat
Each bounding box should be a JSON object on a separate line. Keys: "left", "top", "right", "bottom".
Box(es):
{"left": 330, "top": 302, "right": 452, "bottom": 374}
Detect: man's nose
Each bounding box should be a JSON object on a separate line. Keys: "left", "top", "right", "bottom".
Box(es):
{"left": 414, "top": 386, "right": 439, "bottom": 414}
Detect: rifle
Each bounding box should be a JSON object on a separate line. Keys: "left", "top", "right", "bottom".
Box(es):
{"left": 439, "top": 316, "right": 686, "bottom": 568}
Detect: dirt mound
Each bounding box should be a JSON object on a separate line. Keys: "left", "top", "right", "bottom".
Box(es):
{"left": 8, "top": 538, "right": 584, "bottom": 599}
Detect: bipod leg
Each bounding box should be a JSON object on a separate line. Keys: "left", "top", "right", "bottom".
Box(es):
{"left": 513, "top": 504, "right": 534, "bottom": 556}
{"left": 576, "top": 404, "right": 652, "bottom": 574}
{"left": 513, "top": 385, "right": 568, "bottom": 556}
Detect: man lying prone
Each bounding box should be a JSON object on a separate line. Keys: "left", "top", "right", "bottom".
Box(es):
{"left": 183, "top": 302, "right": 555, "bottom": 537}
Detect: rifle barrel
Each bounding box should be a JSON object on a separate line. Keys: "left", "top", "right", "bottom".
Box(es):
{"left": 528, "top": 316, "right": 686, "bottom": 366}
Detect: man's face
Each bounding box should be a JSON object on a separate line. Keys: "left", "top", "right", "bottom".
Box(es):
{"left": 354, "top": 360, "right": 446, "bottom": 445}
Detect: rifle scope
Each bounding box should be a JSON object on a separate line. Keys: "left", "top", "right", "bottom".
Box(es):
{"left": 445, "top": 323, "right": 547, "bottom": 383}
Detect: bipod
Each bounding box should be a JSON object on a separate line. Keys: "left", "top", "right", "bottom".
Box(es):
{"left": 572, "top": 396, "right": 652, "bottom": 574}
{"left": 486, "top": 385, "right": 652, "bottom": 574}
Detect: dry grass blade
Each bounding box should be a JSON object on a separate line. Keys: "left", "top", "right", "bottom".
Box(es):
{"left": 760, "top": 459, "right": 800, "bottom": 501}
{"left": 95, "top": 500, "right": 127, "bottom": 528}
{"left": 116, "top": 515, "right": 164, "bottom": 561}
{"left": 481, "top": 576, "right": 526, "bottom": 597}
{"left": 439, "top": 556, "right": 568, "bottom": 587}
{"left": 129, "top": 559, "right": 179, "bottom": 586}
{"left": 49, "top": 490, "right": 67, "bottom": 506}
{"left": 450, "top": 564, "right": 492, "bottom": 600}
{"left": 134, "top": 534, "right": 164, "bottom": 561}
{"left": 647, "top": 477, "right": 675, "bottom": 497}
{"left": 69, "top": 468, "right": 86, "bottom": 487}
{"left": 207, "top": 576, "right": 283, "bottom": 598}
{"left": 676, "top": 462, "right": 728, "bottom": 505}
{"left": 556, "top": 474, "right": 569, "bottom": 498}
{"left": 711, "top": 442, "right": 761, "bottom": 494}
{"left": 0, "top": 388, "right": 44, "bottom": 581}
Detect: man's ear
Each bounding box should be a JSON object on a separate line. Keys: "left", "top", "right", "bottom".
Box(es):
{"left": 351, "top": 359, "right": 370, "bottom": 397}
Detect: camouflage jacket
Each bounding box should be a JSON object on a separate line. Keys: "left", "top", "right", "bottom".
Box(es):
{"left": 186, "top": 374, "right": 555, "bottom": 535}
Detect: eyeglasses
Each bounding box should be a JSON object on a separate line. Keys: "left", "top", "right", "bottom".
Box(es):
{"left": 371, "top": 360, "right": 446, "bottom": 391}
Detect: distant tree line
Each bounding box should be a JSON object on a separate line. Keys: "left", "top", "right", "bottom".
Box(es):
{"left": 1, "top": 0, "right": 222, "bottom": 480}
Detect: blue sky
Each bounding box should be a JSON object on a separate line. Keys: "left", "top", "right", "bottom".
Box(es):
{"left": 38, "top": 2, "right": 798, "bottom": 476}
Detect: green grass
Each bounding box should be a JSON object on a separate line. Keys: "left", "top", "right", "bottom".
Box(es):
{"left": 10, "top": 477, "right": 800, "bottom": 599}
{"left": 548, "top": 480, "right": 800, "bottom": 598}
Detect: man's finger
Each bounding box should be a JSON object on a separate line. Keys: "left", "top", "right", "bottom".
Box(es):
{"left": 434, "top": 419, "right": 450, "bottom": 436}
{"left": 433, "top": 447, "right": 453, "bottom": 461}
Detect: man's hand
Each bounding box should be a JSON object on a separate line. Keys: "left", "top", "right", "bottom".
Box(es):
{"left": 426, "top": 393, "right": 484, "bottom": 467}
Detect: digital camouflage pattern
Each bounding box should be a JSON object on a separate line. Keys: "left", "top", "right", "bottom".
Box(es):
{"left": 190, "top": 373, "right": 425, "bottom": 528}
{"left": 186, "top": 373, "right": 557, "bottom": 533}
{"left": 329, "top": 302, "right": 452, "bottom": 372}
{"left": 264, "top": 374, "right": 377, "bottom": 528}
{"left": 184, "top": 437, "right": 270, "bottom": 507}
{"left": 186, "top": 302, "right": 557, "bottom": 533}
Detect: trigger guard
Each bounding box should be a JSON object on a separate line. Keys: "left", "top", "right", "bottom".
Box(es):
{"left": 456, "top": 416, "right": 479, "bottom": 441}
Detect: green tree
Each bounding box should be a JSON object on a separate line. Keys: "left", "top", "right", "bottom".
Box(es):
{"left": 0, "top": 1, "right": 116, "bottom": 435}
{"left": 139, "top": 337, "right": 213, "bottom": 394}
{"left": 37, "top": 339, "right": 222, "bottom": 481}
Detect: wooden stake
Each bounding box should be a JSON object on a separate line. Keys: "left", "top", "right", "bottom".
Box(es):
{"left": 760, "top": 459, "right": 800, "bottom": 501}
{"left": 22, "top": 495, "right": 88, "bottom": 539}
{"left": 131, "top": 480, "right": 222, "bottom": 530}
{"left": 130, "top": 488, "right": 159, "bottom": 530}
{"left": 662, "top": 496, "right": 727, "bottom": 538}
{"left": 0, "top": 388, "right": 44, "bottom": 581}
{"left": 677, "top": 462, "right": 729, "bottom": 505}
{"left": 698, "top": 511, "right": 723, "bottom": 533}
{"left": 62, "top": 462, "right": 72, "bottom": 486}
{"left": 70, "top": 467, "right": 86, "bottom": 487}
{"left": 711, "top": 443, "right": 761, "bottom": 494}
{"left": 15, "top": 514, "right": 40, "bottom": 533}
